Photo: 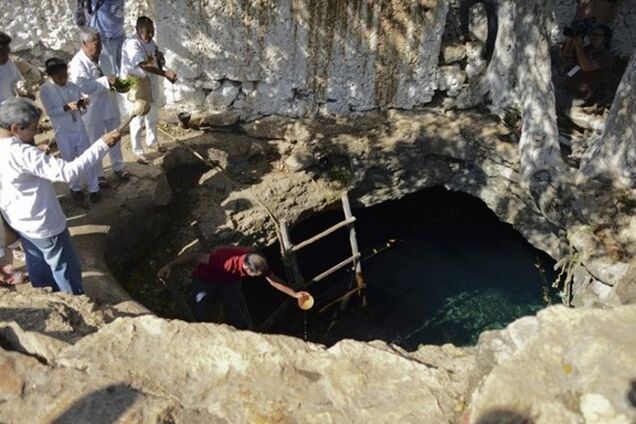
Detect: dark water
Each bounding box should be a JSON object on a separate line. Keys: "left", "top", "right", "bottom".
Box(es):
{"left": 251, "top": 187, "right": 558, "bottom": 350}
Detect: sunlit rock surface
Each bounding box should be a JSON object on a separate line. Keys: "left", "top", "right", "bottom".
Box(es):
{"left": 1, "top": 288, "right": 634, "bottom": 423}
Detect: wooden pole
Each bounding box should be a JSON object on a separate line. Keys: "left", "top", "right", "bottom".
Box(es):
{"left": 279, "top": 220, "right": 304, "bottom": 289}
{"left": 341, "top": 191, "right": 367, "bottom": 307}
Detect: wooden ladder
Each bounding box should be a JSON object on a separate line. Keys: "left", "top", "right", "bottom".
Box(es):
{"left": 279, "top": 191, "right": 367, "bottom": 309}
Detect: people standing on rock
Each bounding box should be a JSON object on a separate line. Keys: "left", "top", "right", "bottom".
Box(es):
{"left": 40, "top": 57, "right": 102, "bottom": 203}
{"left": 0, "top": 97, "right": 122, "bottom": 294}
{"left": 157, "top": 246, "right": 310, "bottom": 329}
{"left": 0, "top": 32, "right": 25, "bottom": 104}
{"left": 69, "top": 27, "right": 130, "bottom": 184}
{"left": 82, "top": 0, "right": 126, "bottom": 76}
{"left": 120, "top": 16, "right": 177, "bottom": 165}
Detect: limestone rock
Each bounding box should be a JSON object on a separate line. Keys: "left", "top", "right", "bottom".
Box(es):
{"left": 468, "top": 305, "right": 636, "bottom": 424}
{"left": 205, "top": 80, "right": 241, "bottom": 110}
{"left": 55, "top": 316, "right": 467, "bottom": 423}
{"left": 285, "top": 150, "right": 317, "bottom": 172}
{"left": 437, "top": 65, "right": 467, "bottom": 94}
{"left": 442, "top": 43, "right": 467, "bottom": 64}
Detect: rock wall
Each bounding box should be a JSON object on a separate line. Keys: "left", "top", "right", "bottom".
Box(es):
{"left": 3, "top": 1, "right": 635, "bottom": 119}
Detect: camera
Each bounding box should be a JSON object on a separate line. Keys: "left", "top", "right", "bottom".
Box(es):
{"left": 563, "top": 17, "right": 596, "bottom": 38}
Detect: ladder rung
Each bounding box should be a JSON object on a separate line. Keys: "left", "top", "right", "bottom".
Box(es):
{"left": 308, "top": 253, "right": 361, "bottom": 284}
{"left": 291, "top": 217, "right": 356, "bottom": 253}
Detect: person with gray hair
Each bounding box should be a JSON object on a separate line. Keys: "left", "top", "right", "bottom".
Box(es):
{"left": 69, "top": 26, "right": 129, "bottom": 183}
{"left": 0, "top": 97, "right": 121, "bottom": 295}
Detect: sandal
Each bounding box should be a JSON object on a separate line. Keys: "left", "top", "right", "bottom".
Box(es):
{"left": 136, "top": 155, "right": 150, "bottom": 165}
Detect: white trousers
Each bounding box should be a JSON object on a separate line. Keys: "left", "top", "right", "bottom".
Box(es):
{"left": 128, "top": 102, "right": 158, "bottom": 156}
{"left": 85, "top": 117, "right": 124, "bottom": 175}
{"left": 56, "top": 131, "right": 99, "bottom": 193}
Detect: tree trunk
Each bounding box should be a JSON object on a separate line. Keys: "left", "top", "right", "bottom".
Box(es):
{"left": 581, "top": 52, "right": 636, "bottom": 188}
{"left": 514, "top": 0, "right": 565, "bottom": 188}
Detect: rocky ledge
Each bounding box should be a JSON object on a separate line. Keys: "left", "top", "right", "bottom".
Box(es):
{"left": 1, "top": 286, "right": 635, "bottom": 423}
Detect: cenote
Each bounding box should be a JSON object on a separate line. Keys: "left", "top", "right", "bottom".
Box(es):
{"left": 116, "top": 164, "right": 559, "bottom": 351}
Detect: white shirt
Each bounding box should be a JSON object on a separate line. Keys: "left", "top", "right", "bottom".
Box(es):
{"left": 69, "top": 49, "right": 120, "bottom": 127}
{"left": 0, "top": 136, "right": 109, "bottom": 239}
{"left": 121, "top": 36, "right": 163, "bottom": 105}
{"left": 0, "top": 60, "right": 23, "bottom": 104}
{"left": 40, "top": 80, "right": 87, "bottom": 134}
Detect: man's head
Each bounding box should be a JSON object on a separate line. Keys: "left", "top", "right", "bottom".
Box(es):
{"left": 0, "top": 97, "right": 42, "bottom": 143}
{"left": 45, "top": 57, "right": 69, "bottom": 86}
{"left": 136, "top": 16, "right": 155, "bottom": 44}
{"left": 79, "top": 27, "right": 102, "bottom": 61}
{"left": 589, "top": 24, "right": 612, "bottom": 50}
{"left": 0, "top": 31, "right": 12, "bottom": 65}
{"left": 243, "top": 253, "right": 271, "bottom": 277}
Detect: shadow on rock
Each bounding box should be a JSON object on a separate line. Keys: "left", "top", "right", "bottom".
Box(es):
{"left": 475, "top": 409, "right": 533, "bottom": 424}
{"left": 628, "top": 380, "right": 636, "bottom": 408}
{"left": 51, "top": 384, "right": 140, "bottom": 424}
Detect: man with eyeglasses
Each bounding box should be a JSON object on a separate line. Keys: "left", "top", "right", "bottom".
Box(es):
{"left": 69, "top": 26, "right": 129, "bottom": 183}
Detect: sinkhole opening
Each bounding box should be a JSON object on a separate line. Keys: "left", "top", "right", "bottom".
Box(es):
{"left": 111, "top": 163, "right": 559, "bottom": 351}
{"left": 255, "top": 187, "right": 560, "bottom": 350}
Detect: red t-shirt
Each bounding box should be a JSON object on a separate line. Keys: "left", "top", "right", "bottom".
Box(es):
{"left": 192, "top": 246, "right": 252, "bottom": 284}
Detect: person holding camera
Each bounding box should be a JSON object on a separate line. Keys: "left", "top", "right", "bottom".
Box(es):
{"left": 40, "top": 57, "right": 102, "bottom": 203}
{"left": 558, "top": 24, "right": 613, "bottom": 106}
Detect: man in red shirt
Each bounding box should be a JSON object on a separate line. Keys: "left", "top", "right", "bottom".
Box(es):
{"left": 157, "top": 246, "right": 308, "bottom": 329}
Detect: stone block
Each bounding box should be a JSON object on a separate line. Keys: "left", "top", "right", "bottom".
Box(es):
{"left": 442, "top": 43, "right": 467, "bottom": 64}
{"left": 437, "top": 65, "right": 467, "bottom": 91}
{"left": 205, "top": 80, "right": 241, "bottom": 110}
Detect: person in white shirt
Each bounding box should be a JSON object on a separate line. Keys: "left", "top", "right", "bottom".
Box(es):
{"left": 87, "top": 0, "right": 126, "bottom": 76}
{"left": 120, "top": 16, "right": 177, "bottom": 165}
{"left": 40, "top": 57, "right": 102, "bottom": 203}
{"left": 0, "top": 98, "right": 121, "bottom": 294}
{"left": 69, "top": 27, "right": 129, "bottom": 182}
{"left": 0, "top": 32, "right": 25, "bottom": 104}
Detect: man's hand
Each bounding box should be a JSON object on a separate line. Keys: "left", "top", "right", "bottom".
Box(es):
{"left": 157, "top": 265, "right": 171, "bottom": 279}
{"left": 102, "top": 130, "right": 122, "bottom": 147}
{"left": 164, "top": 70, "right": 177, "bottom": 84}
{"left": 77, "top": 96, "right": 91, "bottom": 110}
{"left": 295, "top": 290, "right": 310, "bottom": 299}
{"left": 107, "top": 75, "right": 117, "bottom": 86}
{"left": 65, "top": 101, "right": 80, "bottom": 112}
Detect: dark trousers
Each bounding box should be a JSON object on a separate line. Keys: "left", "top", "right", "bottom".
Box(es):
{"left": 191, "top": 277, "right": 253, "bottom": 330}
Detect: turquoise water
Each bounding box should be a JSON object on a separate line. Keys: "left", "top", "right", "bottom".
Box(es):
{"left": 251, "top": 187, "right": 558, "bottom": 350}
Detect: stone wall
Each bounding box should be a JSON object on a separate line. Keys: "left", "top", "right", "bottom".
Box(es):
{"left": 1, "top": 0, "right": 635, "bottom": 118}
